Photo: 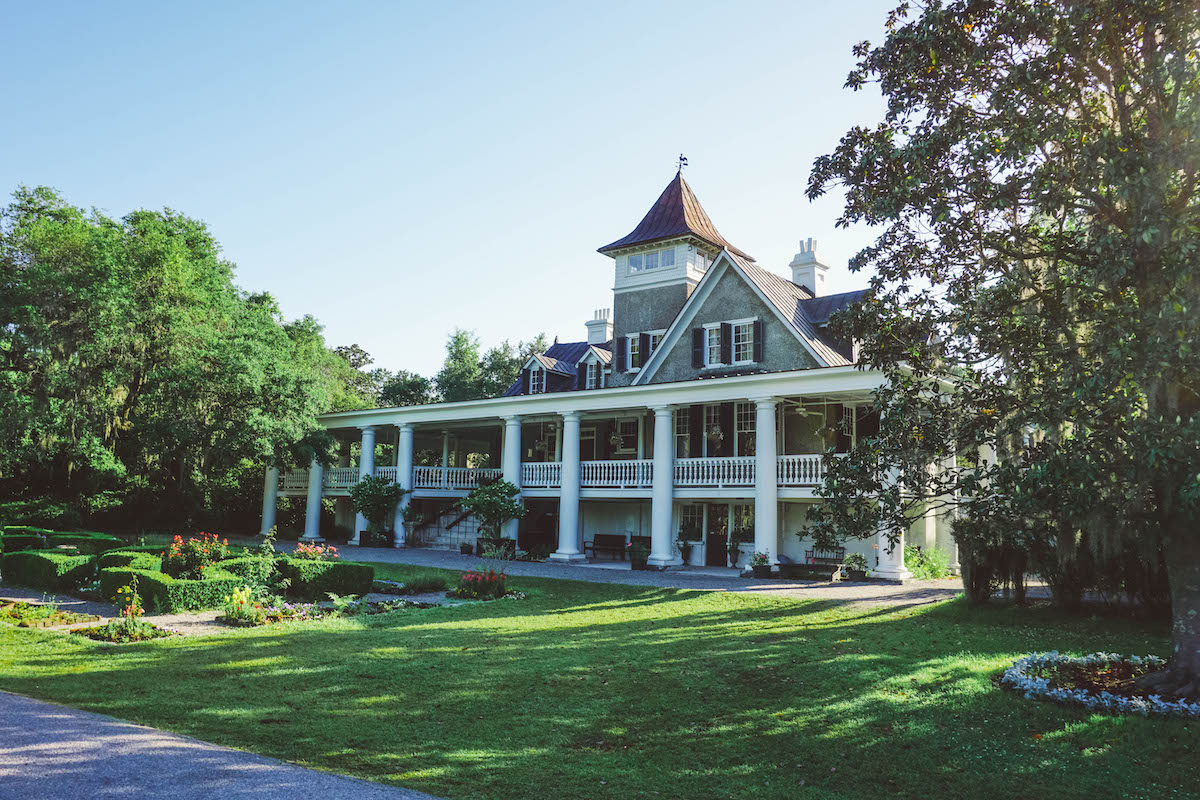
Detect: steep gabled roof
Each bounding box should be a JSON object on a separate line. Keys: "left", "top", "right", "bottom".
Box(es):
{"left": 729, "top": 252, "right": 862, "bottom": 366}
{"left": 632, "top": 250, "right": 866, "bottom": 383}
{"left": 598, "top": 171, "right": 753, "bottom": 260}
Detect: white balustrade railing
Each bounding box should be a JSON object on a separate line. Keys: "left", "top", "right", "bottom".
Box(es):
{"left": 412, "top": 466, "right": 503, "bottom": 490}
{"left": 776, "top": 454, "right": 826, "bottom": 486}
{"left": 521, "top": 461, "right": 562, "bottom": 488}
{"left": 673, "top": 457, "right": 756, "bottom": 487}
{"left": 580, "top": 459, "right": 652, "bottom": 488}
{"left": 285, "top": 455, "right": 834, "bottom": 494}
{"left": 280, "top": 469, "right": 310, "bottom": 491}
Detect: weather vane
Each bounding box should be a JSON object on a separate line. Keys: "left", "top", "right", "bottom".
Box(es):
{"left": 677, "top": 153, "right": 688, "bottom": 174}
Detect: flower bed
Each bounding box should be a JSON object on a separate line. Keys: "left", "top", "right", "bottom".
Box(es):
{"left": 71, "top": 623, "right": 176, "bottom": 642}
{"left": 1000, "top": 651, "right": 1200, "bottom": 719}
{"left": 449, "top": 569, "right": 507, "bottom": 600}
{"left": 0, "top": 600, "right": 98, "bottom": 628}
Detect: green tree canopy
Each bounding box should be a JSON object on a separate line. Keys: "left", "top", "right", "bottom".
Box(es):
{"left": 808, "top": 1, "right": 1200, "bottom": 693}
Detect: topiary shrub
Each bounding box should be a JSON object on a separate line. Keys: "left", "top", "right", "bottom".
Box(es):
{"left": 98, "top": 566, "right": 242, "bottom": 612}
{"left": 1, "top": 526, "right": 51, "bottom": 552}
{"left": 276, "top": 557, "right": 373, "bottom": 600}
{"left": 97, "top": 549, "right": 163, "bottom": 571}
{"left": 1, "top": 551, "right": 95, "bottom": 591}
{"left": 46, "top": 531, "right": 124, "bottom": 554}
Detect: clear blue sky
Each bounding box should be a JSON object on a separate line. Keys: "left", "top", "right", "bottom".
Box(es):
{"left": 1, "top": 1, "right": 895, "bottom": 376}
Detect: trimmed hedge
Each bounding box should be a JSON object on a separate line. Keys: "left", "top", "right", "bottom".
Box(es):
{"left": 46, "top": 531, "right": 123, "bottom": 554}
{"left": 276, "top": 557, "right": 374, "bottom": 600}
{"left": 2, "top": 526, "right": 52, "bottom": 552}
{"left": 1, "top": 551, "right": 94, "bottom": 591}
{"left": 99, "top": 566, "right": 242, "bottom": 612}
{"left": 97, "top": 549, "right": 163, "bottom": 571}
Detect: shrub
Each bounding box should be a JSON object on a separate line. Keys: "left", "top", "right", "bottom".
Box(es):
{"left": 97, "top": 549, "right": 163, "bottom": 571}
{"left": 450, "top": 569, "right": 507, "bottom": 600}
{"left": 1, "top": 526, "right": 50, "bottom": 552}
{"left": 46, "top": 531, "right": 124, "bottom": 554}
{"left": 399, "top": 571, "right": 449, "bottom": 594}
{"left": 904, "top": 544, "right": 952, "bottom": 580}
{"left": 1, "top": 551, "right": 95, "bottom": 591}
{"left": 276, "top": 557, "right": 373, "bottom": 601}
{"left": 161, "top": 533, "right": 230, "bottom": 579}
{"left": 99, "top": 566, "right": 242, "bottom": 612}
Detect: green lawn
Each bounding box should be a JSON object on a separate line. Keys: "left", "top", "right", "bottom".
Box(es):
{"left": 0, "top": 564, "right": 1194, "bottom": 800}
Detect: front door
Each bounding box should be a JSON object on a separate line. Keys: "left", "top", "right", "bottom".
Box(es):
{"left": 705, "top": 503, "right": 729, "bottom": 566}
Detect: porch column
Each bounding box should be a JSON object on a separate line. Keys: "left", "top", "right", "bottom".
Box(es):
{"left": 392, "top": 423, "right": 414, "bottom": 547}
{"left": 550, "top": 411, "right": 584, "bottom": 561}
{"left": 302, "top": 457, "right": 324, "bottom": 542}
{"left": 648, "top": 405, "right": 678, "bottom": 567}
{"left": 351, "top": 425, "right": 377, "bottom": 545}
{"left": 501, "top": 415, "right": 523, "bottom": 541}
{"left": 260, "top": 465, "right": 279, "bottom": 536}
{"left": 441, "top": 430, "right": 450, "bottom": 487}
{"left": 753, "top": 397, "right": 779, "bottom": 564}
{"left": 873, "top": 468, "right": 912, "bottom": 581}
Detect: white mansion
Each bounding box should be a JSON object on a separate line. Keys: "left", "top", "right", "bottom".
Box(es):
{"left": 262, "top": 171, "right": 959, "bottom": 580}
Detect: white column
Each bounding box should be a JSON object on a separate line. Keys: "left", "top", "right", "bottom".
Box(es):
{"left": 873, "top": 468, "right": 912, "bottom": 581}
{"left": 753, "top": 397, "right": 779, "bottom": 565}
{"left": 648, "top": 405, "right": 678, "bottom": 567}
{"left": 501, "top": 415, "right": 523, "bottom": 541}
{"left": 302, "top": 457, "right": 324, "bottom": 542}
{"left": 351, "top": 425, "right": 377, "bottom": 545}
{"left": 392, "top": 424, "right": 414, "bottom": 547}
{"left": 260, "top": 465, "right": 279, "bottom": 536}
{"left": 550, "top": 411, "right": 585, "bottom": 561}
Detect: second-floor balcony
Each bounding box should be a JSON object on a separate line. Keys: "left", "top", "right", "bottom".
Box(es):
{"left": 281, "top": 453, "right": 836, "bottom": 496}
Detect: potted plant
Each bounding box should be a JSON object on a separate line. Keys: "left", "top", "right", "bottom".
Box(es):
{"left": 398, "top": 504, "right": 424, "bottom": 548}
{"left": 843, "top": 552, "right": 870, "bottom": 581}
{"left": 349, "top": 476, "right": 410, "bottom": 547}
{"left": 750, "top": 551, "right": 772, "bottom": 578}
{"left": 727, "top": 541, "right": 742, "bottom": 568}
{"left": 629, "top": 540, "right": 650, "bottom": 570}
{"left": 677, "top": 520, "right": 700, "bottom": 565}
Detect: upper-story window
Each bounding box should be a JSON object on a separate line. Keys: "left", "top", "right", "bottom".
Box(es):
{"left": 733, "top": 322, "right": 755, "bottom": 363}
{"left": 691, "top": 250, "right": 711, "bottom": 270}
{"left": 586, "top": 362, "right": 602, "bottom": 389}
{"left": 627, "top": 335, "right": 641, "bottom": 370}
{"left": 529, "top": 367, "right": 545, "bottom": 394}
{"left": 650, "top": 332, "right": 664, "bottom": 354}
{"left": 705, "top": 327, "right": 721, "bottom": 366}
{"left": 627, "top": 331, "right": 665, "bottom": 371}
{"left": 628, "top": 246, "right": 676, "bottom": 273}
{"left": 674, "top": 407, "right": 691, "bottom": 458}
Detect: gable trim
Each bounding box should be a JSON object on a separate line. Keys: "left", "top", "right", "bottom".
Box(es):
{"left": 631, "top": 251, "right": 829, "bottom": 385}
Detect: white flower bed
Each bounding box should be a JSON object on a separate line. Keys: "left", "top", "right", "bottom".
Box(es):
{"left": 1001, "top": 651, "right": 1200, "bottom": 719}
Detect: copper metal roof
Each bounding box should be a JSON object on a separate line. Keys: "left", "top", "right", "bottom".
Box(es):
{"left": 598, "top": 172, "right": 753, "bottom": 260}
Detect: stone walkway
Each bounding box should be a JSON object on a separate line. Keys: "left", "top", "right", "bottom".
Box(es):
{"left": 304, "top": 545, "right": 966, "bottom": 608}
{"left": 0, "top": 691, "right": 438, "bottom": 800}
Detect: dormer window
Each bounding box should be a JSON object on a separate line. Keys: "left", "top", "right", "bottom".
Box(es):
{"left": 586, "top": 362, "right": 601, "bottom": 389}
{"left": 529, "top": 367, "right": 545, "bottom": 394}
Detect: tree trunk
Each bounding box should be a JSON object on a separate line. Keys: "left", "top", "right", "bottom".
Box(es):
{"left": 1138, "top": 523, "right": 1200, "bottom": 698}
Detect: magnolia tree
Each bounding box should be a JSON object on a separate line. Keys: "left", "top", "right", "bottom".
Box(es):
{"left": 807, "top": 1, "right": 1200, "bottom": 695}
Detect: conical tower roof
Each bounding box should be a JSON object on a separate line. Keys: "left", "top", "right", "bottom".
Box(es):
{"left": 598, "top": 171, "right": 753, "bottom": 260}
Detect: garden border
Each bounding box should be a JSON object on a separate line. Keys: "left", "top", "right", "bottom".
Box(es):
{"left": 1000, "top": 651, "right": 1200, "bottom": 719}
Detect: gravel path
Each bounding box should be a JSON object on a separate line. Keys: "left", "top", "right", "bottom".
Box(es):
{"left": 0, "top": 691, "right": 439, "bottom": 800}
{"left": 0, "top": 587, "right": 232, "bottom": 636}
{"left": 300, "top": 545, "right": 966, "bottom": 609}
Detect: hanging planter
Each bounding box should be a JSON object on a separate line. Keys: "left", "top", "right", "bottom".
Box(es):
{"left": 608, "top": 432, "right": 624, "bottom": 450}
{"left": 706, "top": 425, "right": 725, "bottom": 445}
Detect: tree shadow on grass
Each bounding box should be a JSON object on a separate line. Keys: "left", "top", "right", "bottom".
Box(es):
{"left": 0, "top": 587, "right": 1193, "bottom": 800}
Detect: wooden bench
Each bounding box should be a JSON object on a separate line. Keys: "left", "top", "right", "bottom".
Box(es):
{"left": 584, "top": 533, "right": 628, "bottom": 561}
{"left": 805, "top": 547, "right": 845, "bottom": 566}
